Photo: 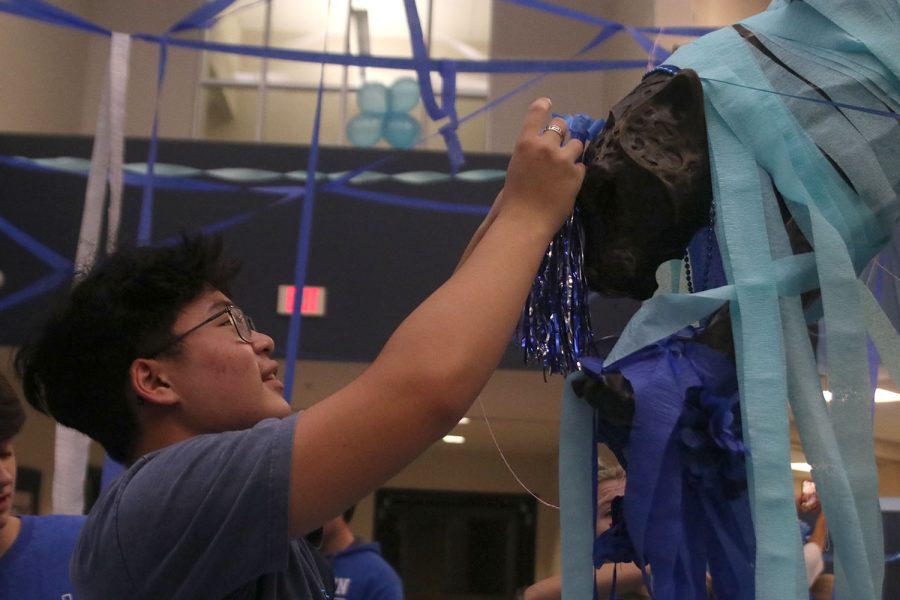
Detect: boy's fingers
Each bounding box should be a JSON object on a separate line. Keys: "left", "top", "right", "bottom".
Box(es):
{"left": 561, "top": 138, "right": 585, "bottom": 160}
{"left": 520, "top": 97, "right": 552, "bottom": 137}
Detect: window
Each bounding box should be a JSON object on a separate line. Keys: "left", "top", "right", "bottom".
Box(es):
{"left": 196, "top": 0, "right": 492, "bottom": 151}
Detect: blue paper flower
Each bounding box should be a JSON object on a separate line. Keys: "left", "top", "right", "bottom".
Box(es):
{"left": 678, "top": 385, "right": 748, "bottom": 498}
{"left": 559, "top": 113, "right": 606, "bottom": 144}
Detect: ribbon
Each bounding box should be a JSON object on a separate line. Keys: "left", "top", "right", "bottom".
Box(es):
{"left": 281, "top": 0, "right": 334, "bottom": 403}
{"left": 53, "top": 30, "right": 132, "bottom": 516}
{"left": 0, "top": 0, "right": 109, "bottom": 36}
{"left": 76, "top": 32, "right": 131, "bottom": 272}
{"left": 136, "top": 38, "right": 168, "bottom": 246}
{"left": 560, "top": 373, "right": 598, "bottom": 600}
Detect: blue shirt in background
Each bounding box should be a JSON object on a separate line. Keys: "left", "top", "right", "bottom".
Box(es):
{"left": 330, "top": 540, "right": 403, "bottom": 600}
{"left": 0, "top": 513, "right": 85, "bottom": 599}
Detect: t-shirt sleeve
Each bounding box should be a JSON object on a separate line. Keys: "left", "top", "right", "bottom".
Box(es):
{"left": 372, "top": 562, "right": 404, "bottom": 600}
{"left": 113, "top": 413, "right": 298, "bottom": 598}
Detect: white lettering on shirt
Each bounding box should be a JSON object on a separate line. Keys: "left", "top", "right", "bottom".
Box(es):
{"left": 335, "top": 577, "right": 351, "bottom": 596}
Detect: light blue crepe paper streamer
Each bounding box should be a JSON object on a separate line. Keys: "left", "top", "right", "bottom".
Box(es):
{"left": 721, "top": 7, "right": 893, "bottom": 596}
{"left": 696, "top": 45, "right": 871, "bottom": 598}
{"left": 706, "top": 100, "right": 806, "bottom": 600}
{"left": 560, "top": 373, "right": 597, "bottom": 600}
{"left": 782, "top": 291, "right": 878, "bottom": 600}
{"left": 603, "top": 2, "right": 899, "bottom": 597}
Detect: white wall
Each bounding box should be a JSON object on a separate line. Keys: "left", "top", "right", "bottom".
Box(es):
{"left": 76, "top": 0, "right": 205, "bottom": 139}
{"left": 0, "top": 0, "right": 773, "bottom": 146}
{"left": 0, "top": 1, "right": 204, "bottom": 139}
{"left": 486, "top": 0, "right": 653, "bottom": 153}
{"left": 0, "top": 1, "right": 92, "bottom": 135}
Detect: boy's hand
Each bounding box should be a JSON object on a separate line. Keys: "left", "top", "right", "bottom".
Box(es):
{"left": 502, "top": 98, "right": 586, "bottom": 237}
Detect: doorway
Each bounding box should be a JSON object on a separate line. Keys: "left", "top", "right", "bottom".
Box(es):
{"left": 375, "top": 488, "right": 537, "bottom": 600}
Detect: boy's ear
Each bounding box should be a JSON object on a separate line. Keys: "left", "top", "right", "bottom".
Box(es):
{"left": 129, "top": 358, "right": 179, "bottom": 407}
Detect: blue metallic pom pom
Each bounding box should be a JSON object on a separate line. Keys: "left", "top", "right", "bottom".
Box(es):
{"left": 518, "top": 113, "right": 604, "bottom": 375}
{"left": 518, "top": 205, "right": 595, "bottom": 375}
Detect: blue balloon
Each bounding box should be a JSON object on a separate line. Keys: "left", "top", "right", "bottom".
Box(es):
{"left": 357, "top": 82, "right": 388, "bottom": 115}
{"left": 346, "top": 113, "right": 384, "bottom": 147}
{"left": 383, "top": 114, "right": 421, "bottom": 149}
{"left": 389, "top": 77, "right": 420, "bottom": 114}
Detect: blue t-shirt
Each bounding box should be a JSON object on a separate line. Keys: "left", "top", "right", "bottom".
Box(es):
{"left": 331, "top": 541, "right": 403, "bottom": 600}
{"left": 0, "top": 513, "right": 85, "bottom": 599}
{"left": 72, "top": 413, "right": 334, "bottom": 599}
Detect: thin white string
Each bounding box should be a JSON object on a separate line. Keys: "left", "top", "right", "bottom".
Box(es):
{"left": 873, "top": 257, "right": 900, "bottom": 283}
{"left": 478, "top": 395, "right": 559, "bottom": 510}
{"left": 645, "top": 27, "right": 666, "bottom": 72}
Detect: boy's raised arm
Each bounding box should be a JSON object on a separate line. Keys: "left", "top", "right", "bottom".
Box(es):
{"left": 288, "top": 98, "right": 585, "bottom": 535}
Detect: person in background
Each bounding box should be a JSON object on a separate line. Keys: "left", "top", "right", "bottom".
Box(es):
{"left": 524, "top": 463, "right": 650, "bottom": 600}
{"left": 15, "top": 99, "right": 585, "bottom": 599}
{"left": 0, "top": 372, "right": 85, "bottom": 599}
{"left": 320, "top": 505, "right": 403, "bottom": 600}
{"left": 796, "top": 479, "right": 831, "bottom": 600}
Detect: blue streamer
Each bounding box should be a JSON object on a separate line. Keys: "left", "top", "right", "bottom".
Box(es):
{"left": 0, "top": 0, "right": 109, "bottom": 36}
{"left": 497, "top": 0, "right": 690, "bottom": 64}
{"left": 282, "top": 47, "right": 330, "bottom": 401}
{"left": 166, "top": 0, "right": 238, "bottom": 34}
{"left": 498, "top": 0, "right": 629, "bottom": 30}
{"left": 438, "top": 62, "right": 464, "bottom": 172}
{"left": 582, "top": 330, "right": 756, "bottom": 600}
{"left": 327, "top": 185, "right": 488, "bottom": 216}
{"left": 497, "top": 0, "right": 716, "bottom": 37}
{"left": 154, "top": 195, "right": 301, "bottom": 248}
{"left": 131, "top": 35, "right": 649, "bottom": 74}
{"left": 137, "top": 38, "right": 169, "bottom": 246}
{"left": 403, "top": 0, "right": 444, "bottom": 121}
{"left": 0, "top": 153, "right": 494, "bottom": 258}
{"left": 0, "top": 269, "right": 71, "bottom": 313}
{"left": 0, "top": 214, "right": 72, "bottom": 271}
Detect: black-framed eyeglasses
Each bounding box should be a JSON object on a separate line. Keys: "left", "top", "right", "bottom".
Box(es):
{"left": 144, "top": 305, "right": 255, "bottom": 357}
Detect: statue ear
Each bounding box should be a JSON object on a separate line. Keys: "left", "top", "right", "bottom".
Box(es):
{"left": 650, "top": 69, "right": 706, "bottom": 131}
{"left": 584, "top": 111, "right": 615, "bottom": 165}
{"left": 619, "top": 69, "right": 707, "bottom": 174}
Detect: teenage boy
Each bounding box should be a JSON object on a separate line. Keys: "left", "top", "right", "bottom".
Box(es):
{"left": 17, "top": 99, "right": 584, "bottom": 599}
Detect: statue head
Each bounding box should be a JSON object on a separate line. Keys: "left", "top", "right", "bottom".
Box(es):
{"left": 576, "top": 69, "right": 713, "bottom": 299}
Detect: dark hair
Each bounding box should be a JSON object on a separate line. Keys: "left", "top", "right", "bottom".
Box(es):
{"left": 0, "top": 373, "right": 25, "bottom": 441}
{"left": 15, "top": 235, "right": 240, "bottom": 463}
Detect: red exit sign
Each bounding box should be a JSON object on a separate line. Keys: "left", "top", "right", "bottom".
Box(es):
{"left": 277, "top": 285, "right": 327, "bottom": 317}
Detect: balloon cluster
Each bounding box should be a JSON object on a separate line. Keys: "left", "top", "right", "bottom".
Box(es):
{"left": 346, "top": 77, "right": 422, "bottom": 149}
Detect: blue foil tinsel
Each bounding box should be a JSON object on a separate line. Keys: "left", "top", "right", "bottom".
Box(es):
{"left": 518, "top": 113, "right": 603, "bottom": 375}
{"left": 519, "top": 205, "right": 595, "bottom": 375}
